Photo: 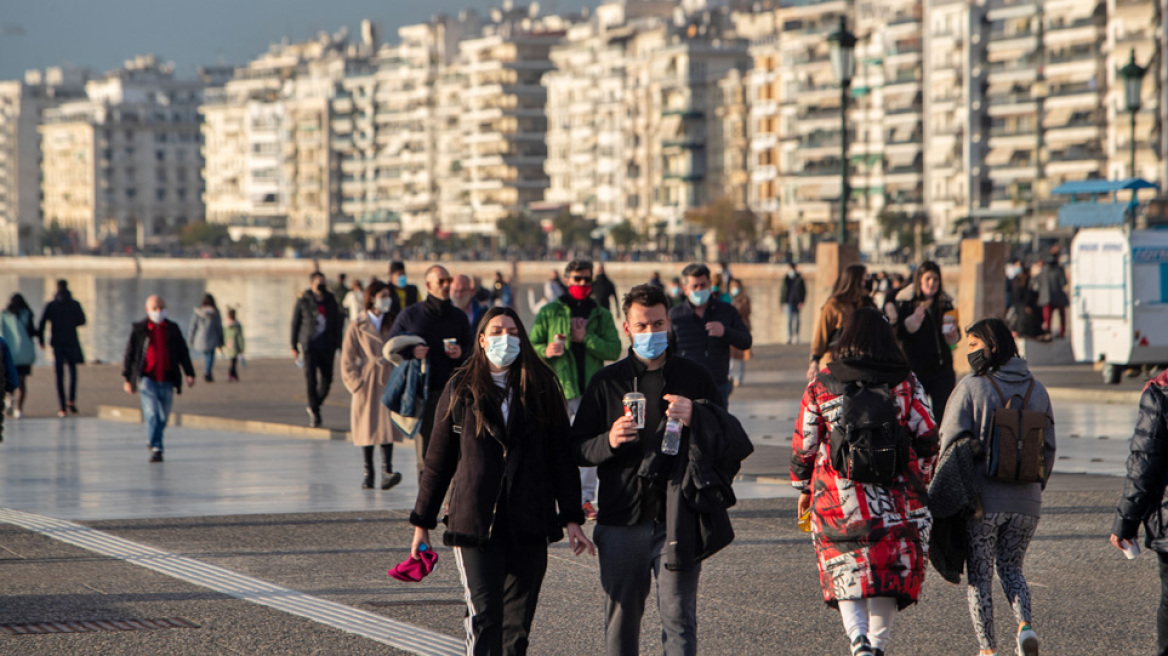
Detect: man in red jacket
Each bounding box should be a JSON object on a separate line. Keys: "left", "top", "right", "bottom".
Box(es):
{"left": 122, "top": 295, "right": 195, "bottom": 462}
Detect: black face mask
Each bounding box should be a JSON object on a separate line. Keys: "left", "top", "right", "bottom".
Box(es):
{"left": 967, "top": 348, "right": 990, "bottom": 373}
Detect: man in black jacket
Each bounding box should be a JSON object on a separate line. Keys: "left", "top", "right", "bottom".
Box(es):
{"left": 122, "top": 295, "right": 195, "bottom": 462}
{"left": 38, "top": 279, "right": 87, "bottom": 416}
{"left": 668, "top": 263, "right": 751, "bottom": 407}
{"left": 389, "top": 264, "right": 472, "bottom": 477}
{"left": 572, "top": 283, "right": 723, "bottom": 656}
{"left": 781, "top": 261, "right": 806, "bottom": 344}
{"left": 591, "top": 262, "right": 620, "bottom": 318}
{"left": 290, "top": 271, "right": 343, "bottom": 427}
{"left": 1112, "top": 369, "right": 1168, "bottom": 654}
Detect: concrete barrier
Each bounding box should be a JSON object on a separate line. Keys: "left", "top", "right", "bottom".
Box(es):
{"left": 97, "top": 405, "right": 351, "bottom": 441}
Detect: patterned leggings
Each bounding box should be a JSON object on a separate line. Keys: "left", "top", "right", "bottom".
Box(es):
{"left": 965, "top": 512, "right": 1040, "bottom": 651}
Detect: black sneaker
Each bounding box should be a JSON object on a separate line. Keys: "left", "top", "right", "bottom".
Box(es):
{"left": 851, "top": 636, "right": 874, "bottom": 656}
{"left": 381, "top": 471, "right": 402, "bottom": 490}
{"left": 307, "top": 407, "right": 321, "bottom": 428}
{"left": 150, "top": 450, "right": 163, "bottom": 463}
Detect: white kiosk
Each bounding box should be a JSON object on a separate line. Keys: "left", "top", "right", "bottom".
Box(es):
{"left": 1070, "top": 227, "right": 1168, "bottom": 383}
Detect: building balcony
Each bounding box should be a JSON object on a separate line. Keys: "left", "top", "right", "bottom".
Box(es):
{"left": 662, "top": 138, "right": 706, "bottom": 150}
{"left": 989, "top": 164, "right": 1037, "bottom": 180}
{"left": 661, "top": 108, "right": 704, "bottom": 119}
{"left": 987, "top": 94, "right": 1038, "bottom": 116}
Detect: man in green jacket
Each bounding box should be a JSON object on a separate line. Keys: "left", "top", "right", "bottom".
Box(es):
{"left": 530, "top": 259, "right": 622, "bottom": 520}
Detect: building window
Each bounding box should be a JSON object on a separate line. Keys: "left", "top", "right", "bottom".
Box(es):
{"left": 156, "top": 150, "right": 165, "bottom": 162}
{"left": 156, "top": 189, "right": 166, "bottom": 202}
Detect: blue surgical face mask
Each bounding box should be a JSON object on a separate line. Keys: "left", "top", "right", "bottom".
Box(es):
{"left": 688, "top": 289, "right": 712, "bottom": 306}
{"left": 632, "top": 330, "right": 669, "bottom": 361}
{"left": 485, "top": 334, "right": 521, "bottom": 368}
{"left": 395, "top": 274, "right": 408, "bottom": 287}
{"left": 668, "top": 286, "right": 680, "bottom": 297}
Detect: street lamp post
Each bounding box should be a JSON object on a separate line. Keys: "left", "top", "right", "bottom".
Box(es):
{"left": 1119, "top": 48, "right": 1147, "bottom": 228}
{"left": 828, "top": 16, "right": 856, "bottom": 246}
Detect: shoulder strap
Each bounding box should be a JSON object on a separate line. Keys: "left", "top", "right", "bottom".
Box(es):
{"left": 452, "top": 396, "right": 464, "bottom": 434}
{"left": 985, "top": 376, "right": 1008, "bottom": 405}
{"left": 1021, "top": 378, "right": 1036, "bottom": 405}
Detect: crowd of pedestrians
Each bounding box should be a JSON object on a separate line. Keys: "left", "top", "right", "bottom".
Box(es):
{"left": 18, "top": 251, "right": 1168, "bottom": 656}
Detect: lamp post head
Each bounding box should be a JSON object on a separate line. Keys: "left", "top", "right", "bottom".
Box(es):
{"left": 828, "top": 15, "right": 857, "bottom": 87}
{"left": 1119, "top": 48, "right": 1147, "bottom": 113}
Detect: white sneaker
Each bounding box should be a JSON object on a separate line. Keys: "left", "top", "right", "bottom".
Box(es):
{"left": 1017, "top": 623, "right": 1039, "bottom": 656}
{"left": 13, "top": 409, "right": 22, "bottom": 419}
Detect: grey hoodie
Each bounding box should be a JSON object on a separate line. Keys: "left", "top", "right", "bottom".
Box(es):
{"left": 938, "top": 357, "right": 1056, "bottom": 517}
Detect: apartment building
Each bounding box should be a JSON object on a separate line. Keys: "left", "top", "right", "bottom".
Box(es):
{"left": 544, "top": 5, "right": 640, "bottom": 227}
{"left": 744, "top": 14, "right": 781, "bottom": 233}
{"left": 923, "top": 0, "right": 989, "bottom": 240}
{"left": 455, "top": 30, "right": 560, "bottom": 233}
{"left": 642, "top": 26, "right": 751, "bottom": 237}
{"left": 979, "top": 0, "right": 1106, "bottom": 235}
{"left": 40, "top": 56, "right": 221, "bottom": 250}
{"left": 775, "top": 0, "right": 850, "bottom": 251}
{"left": 0, "top": 67, "right": 90, "bottom": 254}
{"left": 1105, "top": 0, "right": 1166, "bottom": 185}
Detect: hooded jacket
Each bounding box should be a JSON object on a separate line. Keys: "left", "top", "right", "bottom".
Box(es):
{"left": 938, "top": 357, "right": 1056, "bottom": 517}
{"left": 791, "top": 357, "right": 938, "bottom": 608}
{"left": 1113, "top": 370, "right": 1168, "bottom": 552}
{"left": 188, "top": 306, "right": 224, "bottom": 352}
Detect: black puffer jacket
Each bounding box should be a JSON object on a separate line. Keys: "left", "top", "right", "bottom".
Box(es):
{"left": 410, "top": 379, "right": 584, "bottom": 547}
{"left": 1113, "top": 372, "right": 1168, "bottom": 551}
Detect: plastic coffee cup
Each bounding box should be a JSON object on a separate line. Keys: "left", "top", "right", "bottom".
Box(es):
{"left": 1122, "top": 539, "right": 1141, "bottom": 559}
{"left": 622, "top": 392, "right": 646, "bottom": 429}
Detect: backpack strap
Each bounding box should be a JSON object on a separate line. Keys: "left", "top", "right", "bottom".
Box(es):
{"left": 985, "top": 376, "right": 1008, "bottom": 405}
{"left": 451, "top": 396, "right": 464, "bottom": 434}
{"left": 1021, "top": 378, "right": 1036, "bottom": 405}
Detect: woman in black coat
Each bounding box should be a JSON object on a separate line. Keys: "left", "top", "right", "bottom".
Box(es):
{"left": 885, "top": 261, "right": 961, "bottom": 420}
{"left": 409, "top": 306, "right": 594, "bottom": 656}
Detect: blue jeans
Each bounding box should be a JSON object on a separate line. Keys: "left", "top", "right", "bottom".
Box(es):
{"left": 139, "top": 378, "right": 174, "bottom": 452}
{"left": 786, "top": 303, "right": 801, "bottom": 344}
{"left": 202, "top": 350, "right": 215, "bottom": 378}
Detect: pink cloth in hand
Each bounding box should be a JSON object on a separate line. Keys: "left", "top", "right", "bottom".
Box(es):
{"left": 388, "top": 549, "right": 438, "bottom": 582}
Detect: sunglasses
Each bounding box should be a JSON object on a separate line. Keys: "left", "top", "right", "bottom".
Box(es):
{"left": 569, "top": 276, "right": 593, "bottom": 283}
{"left": 435, "top": 278, "right": 453, "bottom": 285}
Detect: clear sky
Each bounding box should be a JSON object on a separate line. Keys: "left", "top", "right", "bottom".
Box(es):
{"left": 0, "top": 0, "right": 594, "bottom": 81}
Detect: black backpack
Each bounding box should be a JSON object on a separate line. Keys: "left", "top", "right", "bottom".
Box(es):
{"left": 824, "top": 377, "right": 911, "bottom": 484}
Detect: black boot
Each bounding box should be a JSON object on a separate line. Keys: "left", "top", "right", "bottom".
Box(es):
{"left": 380, "top": 445, "right": 400, "bottom": 489}
{"left": 362, "top": 446, "right": 375, "bottom": 489}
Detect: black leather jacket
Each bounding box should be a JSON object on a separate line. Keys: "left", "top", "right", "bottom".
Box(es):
{"left": 1114, "top": 374, "right": 1168, "bottom": 551}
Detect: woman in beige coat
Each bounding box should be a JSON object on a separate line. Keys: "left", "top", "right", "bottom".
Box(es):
{"left": 341, "top": 280, "right": 402, "bottom": 490}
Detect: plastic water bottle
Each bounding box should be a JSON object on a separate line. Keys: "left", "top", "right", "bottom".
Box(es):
{"left": 661, "top": 418, "right": 682, "bottom": 455}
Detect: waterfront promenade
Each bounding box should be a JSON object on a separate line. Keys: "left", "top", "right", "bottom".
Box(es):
{"left": 0, "top": 344, "right": 1160, "bottom": 654}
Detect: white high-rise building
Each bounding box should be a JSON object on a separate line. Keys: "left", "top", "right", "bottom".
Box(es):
{"left": 202, "top": 29, "right": 374, "bottom": 242}
{"left": 40, "top": 56, "right": 224, "bottom": 250}
{"left": 0, "top": 67, "right": 91, "bottom": 254}
{"left": 1105, "top": 0, "right": 1166, "bottom": 187}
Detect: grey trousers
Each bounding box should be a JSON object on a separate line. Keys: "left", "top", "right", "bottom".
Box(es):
{"left": 594, "top": 520, "right": 701, "bottom": 656}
